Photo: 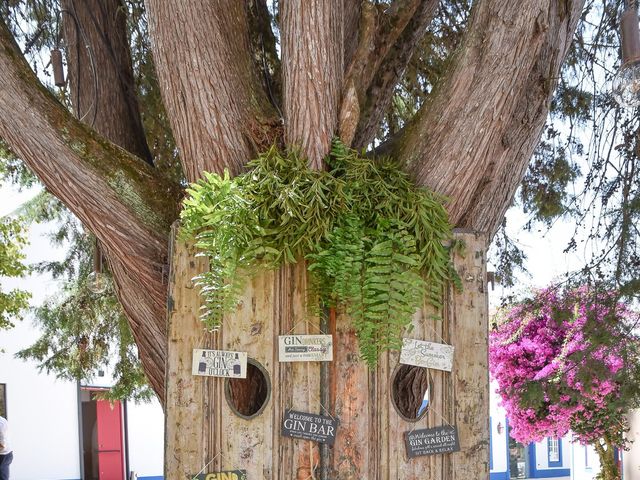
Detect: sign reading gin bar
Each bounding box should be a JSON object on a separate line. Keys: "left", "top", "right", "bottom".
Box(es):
{"left": 191, "top": 471, "right": 247, "bottom": 480}
{"left": 400, "top": 338, "right": 454, "bottom": 372}
{"left": 405, "top": 425, "right": 461, "bottom": 458}
{"left": 281, "top": 409, "right": 338, "bottom": 445}
{"left": 192, "top": 349, "right": 247, "bottom": 378}
{"left": 278, "top": 334, "right": 333, "bottom": 362}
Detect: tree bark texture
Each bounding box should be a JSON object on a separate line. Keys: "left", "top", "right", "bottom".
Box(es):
{"left": 281, "top": 0, "right": 344, "bottom": 168}
{"left": 166, "top": 231, "right": 489, "bottom": 479}
{"left": 60, "top": 0, "right": 174, "bottom": 401}
{"left": 144, "top": 0, "right": 278, "bottom": 181}
{"left": 395, "top": 0, "right": 584, "bottom": 237}
{"left": 61, "top": 0, "right": 152, "bottom": 163}
{"left": 0, "top": 0, "right": 585, "bottom": 436}
{"left": 0, "top": 18, "right": 177, "bottom": 400}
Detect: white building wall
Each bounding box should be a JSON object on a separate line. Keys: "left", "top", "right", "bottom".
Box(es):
{"left": 571, "top": 444, "right": 598, "bottom": 480}
{"left": 490, "top": 381, "right": 509, "bottom": 477}
{"left": 0, "top": 214, "right": 165, "bottom": 479}
{"left": 0, "top": 318, "right": 81, "bottom": 480}
{"left": 624, "top": 410, "right": 640, "bottom": 480}
{"left": 127, "top": 399, "right": 164, "bottom": 479}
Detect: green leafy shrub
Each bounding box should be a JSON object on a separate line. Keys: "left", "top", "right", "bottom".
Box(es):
{"left": 180, "top": 140, "right": 457, "bottom": 366}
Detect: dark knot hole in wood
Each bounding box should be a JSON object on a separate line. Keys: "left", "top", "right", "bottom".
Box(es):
{"left": 391, "top": 364, "right": 433, "bottom": 422}
{"left": 225, "top": 358, "right": 271, "bottom": 419}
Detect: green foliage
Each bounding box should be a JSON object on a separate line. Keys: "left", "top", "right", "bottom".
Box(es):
{"left": 0, "top": 215, "right": 30, "bottom": 330}
{"left": 15, "top": 191, "right": 152, "bottom": 401}
{"left": 181, "top": 140, "right": 456, "bottom": 366}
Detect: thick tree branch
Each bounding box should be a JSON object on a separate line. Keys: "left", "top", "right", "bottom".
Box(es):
{"left": 61, "top": 0, "right": 152, "bottom": 163}
{"left": 0, "top": 18, "right": 178, "bottom": 401}
{"left": 339, "top": 0, "right": 439, "bottom": 146}
{"left": 352, "top": 0, "right": 439, "bottom": 148}
{"left": 396, "top": 0, "right": 584, "bottom": 237}
{"left": 281, "top": 0, "right": 344, "bottom": 168}
{"left": 60, "top": 0, "right": 174, "bottom": 402}
{"left": 144, "top": 0, "right": 278, "bottom": 181}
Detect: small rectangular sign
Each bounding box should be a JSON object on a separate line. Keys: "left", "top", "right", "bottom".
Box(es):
{"left": 281, "top": 409, "right": 339, "bottom": 445}
{"left": 192, "top": 349, "right": 247, "bottom": 378}
{"left": 405, "top": 425, "right": 461, "bottom": 458}
{"left": 190, "top": 471, "right": 247, "bottom": 480}
{"left": 278, "top": 334, "right": 333, "bottom": 362}
{"left": 400, "top": 338, "right": 454, "bottom": 372}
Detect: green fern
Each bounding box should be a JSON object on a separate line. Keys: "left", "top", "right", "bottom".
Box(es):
{"left": 180, "top": 140, "right": 458, "bottom": 364}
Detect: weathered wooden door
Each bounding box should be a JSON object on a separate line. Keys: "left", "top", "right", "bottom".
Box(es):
{"left": 165, "top": 229, "right": 489, "bottom": 479}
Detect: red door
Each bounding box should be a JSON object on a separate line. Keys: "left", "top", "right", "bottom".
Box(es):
{"left": 95, "top": 399, "right": 125, "bottom": 480}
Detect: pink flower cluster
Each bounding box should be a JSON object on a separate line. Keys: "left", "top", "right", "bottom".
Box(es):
{"left": 489, "top": 287, "right": 636, "bottom": 446}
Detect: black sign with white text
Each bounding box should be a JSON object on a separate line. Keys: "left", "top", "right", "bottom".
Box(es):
{"left": 404, "top": 425, "right": 461, "bottom": 458}
{"left": 281, "top": 409, "right": 338, "bottom": 445}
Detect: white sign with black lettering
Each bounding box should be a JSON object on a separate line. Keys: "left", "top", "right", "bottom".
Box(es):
{"left": 400, "top": 338, "right": 454, "bottom": 372}
{"left": 278, "top": 334, "right": 333, "bottom": 362}
{"left": 192, "top": 349, "right": 247, "bottom": 378}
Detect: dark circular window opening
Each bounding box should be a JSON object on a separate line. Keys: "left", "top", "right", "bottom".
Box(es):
{"left": 225, "top": 358, "right": 271, "bottom": 420}
{"left": 390, "top": 364, "right": 432, "bottom": 422}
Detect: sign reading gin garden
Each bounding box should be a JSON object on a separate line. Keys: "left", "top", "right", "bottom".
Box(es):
{"left": 404, "top": 425, "right": 461, "bottom": 458}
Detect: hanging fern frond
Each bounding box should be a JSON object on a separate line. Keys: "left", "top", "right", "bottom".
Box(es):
{"left": 180, "top": 140, "right": 459, "bottom": 364}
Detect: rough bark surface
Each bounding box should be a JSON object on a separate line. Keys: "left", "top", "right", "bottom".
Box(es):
{"left": 144, "top": 0, "right": 277, "bottom": 181}
{"left": 351, "top": 0, "right": 439, "bottom": 148}
{"left": 281, "top": 0, "right": 344, "bottom": 168}
{"left": 0, "top": 19, "right": 176, "bottom": 400}
{"left": 61, "top": 0, "right": 152, "bottom": 163}
{"left": 396, "top": 0, "right": 585, "bottom": 236}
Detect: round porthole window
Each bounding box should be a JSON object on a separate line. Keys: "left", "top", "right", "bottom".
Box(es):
{"left": 225, "top": 358, "right": 271, "bottom": 420}
{"left": 390, "top": 364, "right": 432, "bottom": 422}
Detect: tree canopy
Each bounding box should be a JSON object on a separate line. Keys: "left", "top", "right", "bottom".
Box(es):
{"left": 0, "top": 0, "right": 635, "bottom": 402}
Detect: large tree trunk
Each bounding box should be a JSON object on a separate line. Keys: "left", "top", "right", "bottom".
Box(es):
{"left": 0, "top": 0, "right": 585, "bottom": 475}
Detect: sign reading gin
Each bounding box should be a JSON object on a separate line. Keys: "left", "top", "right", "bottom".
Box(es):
{"left": 192, "top": 349, "right": 247, "bottom": 379}
{"left": 281, "top": 409, "right": 338, "bottom": 445}
{"left": 278, "top": 334, "right": 333, "bottom": 362}
{"left": 405, "top": 425, "right": 461, "bottom": 458}
{"left": 400, "top": 338, "right": 454, "bottom": 372}
{"left": 191, "top": 471, "right": 247, "bottom": 480}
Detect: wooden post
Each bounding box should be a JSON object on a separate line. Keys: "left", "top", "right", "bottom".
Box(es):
{"left": 165, "top": 228, "right": 489, "bottom": 479}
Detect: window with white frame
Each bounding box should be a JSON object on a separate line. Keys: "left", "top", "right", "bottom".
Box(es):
{"left": 548, "top": 438, "right": 560, "bottom": 463}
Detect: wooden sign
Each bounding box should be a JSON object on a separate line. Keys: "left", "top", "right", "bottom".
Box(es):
{"left": 400, "top": 338, "right": 454, "bottom": 372}
{"left": 405, "top": 425, "right": 461, "bottom": 458}
{"left": 192, "top": 349, "right": 247, "bottom": 378}
{"left": 281, "top": 409, "right": 338, "bottom": 445}
{"left": 191, "top": 471, "right": 247, "bottom": 480}
{"left": 278, "top": 334, "right": 333, "bottom": 362}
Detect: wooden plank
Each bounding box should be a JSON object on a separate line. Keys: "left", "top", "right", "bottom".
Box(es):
{"left": 165, "top": 228, "right": 321, "bottom": 478}
{"left": 166, "top": 228, "right": 488, "bottom": 479}
{"left": 327, "top": 231, "right": 489, "bottom": 479}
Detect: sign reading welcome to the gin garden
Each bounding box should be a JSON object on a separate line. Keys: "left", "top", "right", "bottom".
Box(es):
{"left": 191, "top": 470, "right": 247, "bottom": 480}
{"left": 404, "top": 425, "right": 461, "bottom": 458}
{"left": 192, "top": 349, "right": 247, "bottom": 378}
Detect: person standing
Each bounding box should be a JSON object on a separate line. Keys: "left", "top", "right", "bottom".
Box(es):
{"left": 0, "top": 415, "right": 11, "bottom": 480}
